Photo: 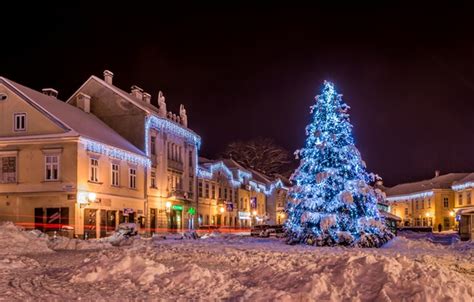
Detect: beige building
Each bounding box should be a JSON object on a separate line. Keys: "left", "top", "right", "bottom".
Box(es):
{"left": 1, "top": 70, "right": 289, "bottom": 237}
{"left": 385, "top": 172, "right": 467, "bottom": 231}
{"left": 0, "top": 76, "right": 149, "bottom": 238}
{"left": 451, "top": 174, "right": 474, "bottom": 240}
{"left": 67, "top": 70, "right": 200, "bottom": 233}
{"left": 196, "top": 158, "right": 288, "bottom": 228}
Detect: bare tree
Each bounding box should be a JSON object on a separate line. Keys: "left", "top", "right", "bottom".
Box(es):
{"left": 223, "top": 138, "right": 293, "bottom": 176}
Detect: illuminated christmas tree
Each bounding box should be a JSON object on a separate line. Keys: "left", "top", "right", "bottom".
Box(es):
{"left": 285, "top": 81, "right": 393, "bottom": 247}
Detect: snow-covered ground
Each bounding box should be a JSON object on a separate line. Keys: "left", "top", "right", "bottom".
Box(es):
{"left": 0, "top": 222, "right": 472, "bottom": 301}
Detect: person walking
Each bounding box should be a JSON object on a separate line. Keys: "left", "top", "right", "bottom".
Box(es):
{"left": 437, "top": 223, "right": 442, "bottom": 233}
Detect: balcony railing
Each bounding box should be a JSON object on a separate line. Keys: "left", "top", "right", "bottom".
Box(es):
{"left": 167, "top": 159, "right": 184, "bottom": 171}
{"left": 169, "top": 189, "right": 193, "bottom": 201}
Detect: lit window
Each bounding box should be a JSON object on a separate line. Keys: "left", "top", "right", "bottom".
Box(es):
{"left": 0, "top": 156, "right": 16, "bottom": 183}
{"left": 205, "top": 182, "right": 210, "bottom": 198}
{"left": 13, "top": 113, "right": 26, "bottom": 131}
{"left": 188, "top": 150, "right": 193, "bottom": 167}
{"left": 458, "top": 193, "right": 463, "bottom": 206}
{"left": 45, "top": 155, "right": 59, "bottom": 181}
{"left": 129, "top": 168, "right": 137, "bottom": 189}
{"left": 151, "top": 136, "right": 156, "bottom": 155}
{"left": 467, "top": 192, "right": 472, "bottom": 205}
{"left": 211, "top": 184, "right": 216, "bottom": 199}
{"left": 90, "top": 158, "right": 99, "bottom": 182}
{"left": 443, "top": 197, "right": 449, "bottom": 208}
{"left": 151, "top": 170, "right": 156, "bottom": 188}
{"left": 111, "top": 164, "right": 120, "bottom": 186}
{"left": 198, "top": 181, "right": 203, "bottom": 197}
{"left": 0, "top": 93, "right": 7, "bottom": 101}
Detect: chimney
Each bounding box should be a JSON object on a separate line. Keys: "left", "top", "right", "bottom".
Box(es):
{"left": 76, "top": 92, "right": 91, "bottom": 113}
{"left": 375, "top": 179, "right": 383, "bottom": 187}
{"left": 143, "top": 92, "right": 151, "bottom": 104}
{"left": 435, "top": 170, "right": 440, "bottom": 178}
{"left": 42, "top": 88, "right": 58, "bottom": 99}
{"left": 103, "top": 70, "right": 114, "bottom": 85}
{"left": 131, "top": 85, "right": 143, "bottom": 99}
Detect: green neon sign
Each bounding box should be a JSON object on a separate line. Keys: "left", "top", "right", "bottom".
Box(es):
{"left": 188, "top": 207, "right": 196, "bottom": 215}
{"left": 172, "top": 205, "right": 183, "bottom": 211}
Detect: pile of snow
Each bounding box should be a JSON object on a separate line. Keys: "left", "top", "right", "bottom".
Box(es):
{"left": 65, "top": 236, "right": 473, "bottom": 300}
{"left": 71, "top": 249, "right": 169, "bottom": 286}
{"left": 48, "top": 236, "right": 113, "bottom": 250}
{"left": 0, "top": 222, "right": 51, "bottom": 255}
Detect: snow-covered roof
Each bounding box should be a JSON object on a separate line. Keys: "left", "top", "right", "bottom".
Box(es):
{"left": 379, "top": 210, "right": 402, "bottom": 221}
{"left": 1, "top": 77, "right": 145, "bottom": 156}
{"left": 385, "top": 173, "right": 469, "bottom": 197}
{"left": 67, "top": 74, "right": 200, "bottom": 141}
{"left": 451, "top": 173, "right": 474, "bottom": 191}
{"left": 248, "top": 168, "right": 273, "bottom": 185}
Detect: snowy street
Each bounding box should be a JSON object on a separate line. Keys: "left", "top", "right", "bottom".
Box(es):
{"left": 0, "top": 223, "right": 472, "bottom": 301}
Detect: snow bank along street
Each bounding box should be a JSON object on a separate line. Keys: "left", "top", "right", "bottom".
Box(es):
{"left": 0, "top": 223, "right": 472, "bottom": 301}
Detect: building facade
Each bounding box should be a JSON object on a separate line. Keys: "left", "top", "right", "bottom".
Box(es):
{"left": 385, "top": 172, "right": 467, "bottom": 231}
{"left": 0, "top": 71, "right": 290, "bottom": 237}
{"left": 196, "top": 158, "right": 288, "bottom": 228}
{"left": 0, "top": 76, "right": 149, "bottom": 238}
{"left": 67, "top": 70, "right": 200, "bottom": 234}
{"left": 451, "top": 174, "right": 474, "bottom": 240}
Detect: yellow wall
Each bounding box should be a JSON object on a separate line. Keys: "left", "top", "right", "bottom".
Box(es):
{"left": 389, "top": 190, "right": 456, "bottom": 230}
{"left": 0, "top": 84, "right": 65, "bottom": 137}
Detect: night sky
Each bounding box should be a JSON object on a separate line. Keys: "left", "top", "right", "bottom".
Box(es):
{"left": 3, "top": 3, "right": 474, "bottom": 186}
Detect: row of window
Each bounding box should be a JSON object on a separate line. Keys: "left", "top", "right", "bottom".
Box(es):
{"left": 415, "top": 199, "right": 432, "bottom": 210}
{"left": 1, "top": 155, "right": 59, "bottom": 183}
{"left": 167, "top": 142, "right": 183, "bottom": 162}
{"left": 457, "top": 192, "right": 472, "bottom": 206}
{"left": 89, "top": 158, "right": 137, "bottom": 189}
{"left": 198, "top": 181, "right": 239, "bottom": 202}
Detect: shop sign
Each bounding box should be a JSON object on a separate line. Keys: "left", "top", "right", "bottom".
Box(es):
{"left": 172, "top": 205, "right": 183, "bottom": 211}
{"left": 187, "top": 207, "right": 196, "bottom": 215}
{"left": 226, "top": 202, "right": 234, "bottom": 212}
{"left": 239, "top": 211, "right": 251, "bottom": 220}
{"left": 123, "top": 208, "right": 134, "bottom": 216}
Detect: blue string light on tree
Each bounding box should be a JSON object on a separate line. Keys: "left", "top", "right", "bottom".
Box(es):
{"left": 285, "top": 81, "right": 393, "bottom": 247}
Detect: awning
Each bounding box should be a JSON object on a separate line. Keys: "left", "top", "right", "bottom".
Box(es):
{"left": 379, "top": 210, "right": 402, "bottom": 221}
{"left": 455, "top": 207, "right": 474, "bottom": 215}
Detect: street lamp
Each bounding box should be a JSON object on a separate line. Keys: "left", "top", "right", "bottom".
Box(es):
{"left": 449, "top": 211, "right": 455, "bottom": 217}
{"left": 165, "top": 201, "right": 171, "bottom": 208}
{"left": 87, "top": 192, "right": 97, "bottom": 202}
{"left": 219, "top": 207, "right": 225, "bottom": 214}
{"left": 252, "top": 210, "right": 257, "bottom": 216}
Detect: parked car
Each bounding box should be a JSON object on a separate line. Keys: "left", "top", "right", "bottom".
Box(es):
{"left": 266, "top": 224, "right": 286, "bottom": 238}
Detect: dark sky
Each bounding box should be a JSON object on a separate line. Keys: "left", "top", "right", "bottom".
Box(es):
{"left": 3, "top": 3, "right": 474, "bottom": 186}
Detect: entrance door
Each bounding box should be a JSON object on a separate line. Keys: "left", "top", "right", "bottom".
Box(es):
{"left": 150, "top": 208, "right": 157, "bottom": 233}
{"left": 84, "top": 209, "right": 97, "bottom": 238}
{"left": 99, "top": 210, "right": 107, "bottom": 238}
{"left": 34, "top": 208, "right": 44, "bottom": 231}
{"left": 106, "top": 210, "right": 117, "bottom": 234}
{"left": 169, "top": 209, "right": 182, "bottom": 231}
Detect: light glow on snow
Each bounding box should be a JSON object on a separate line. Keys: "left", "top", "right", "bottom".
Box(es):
{"left": 81, "top": 138, "right": 150, "bottom": 166}
{"left": 452, "top": 181, "right": 474, "bottom": 191}
{"left": 386, "top": 191, "right": 434, "bottom": 202}
{"left": 197, "top": 161, "right": 287, "bottom": 196}
{"left": 145, "top": 115, "right": 201, "bottom": 157}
